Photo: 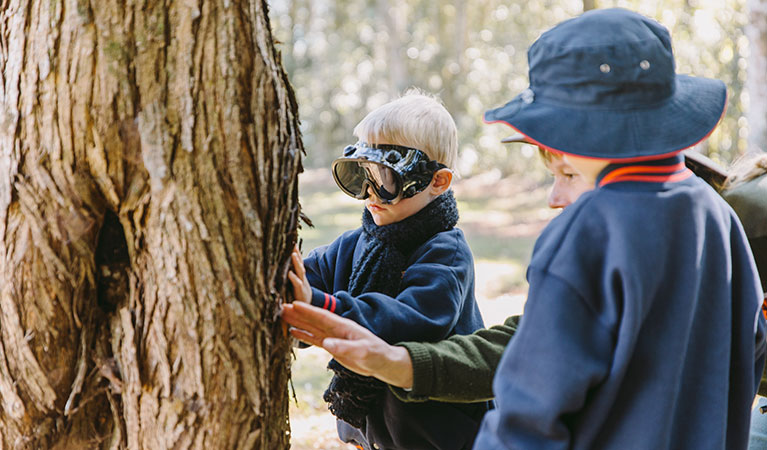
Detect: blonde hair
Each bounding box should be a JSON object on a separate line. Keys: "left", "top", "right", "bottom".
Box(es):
{"left": 353, "top": 89, "right": 458, "bottom": 171}
{"left": 538, "top": 147, "right": 560, "bottom": 164}
{"left": 722, "top": 154, "right": 767, "bottom": 191}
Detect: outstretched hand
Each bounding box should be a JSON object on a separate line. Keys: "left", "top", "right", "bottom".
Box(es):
{"left": 281, "top": 302, "right": 414, "bottom": 389}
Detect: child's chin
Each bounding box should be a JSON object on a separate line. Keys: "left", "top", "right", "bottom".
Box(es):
{"left": 371, "top": 213, "right": 391, "bottom": 226}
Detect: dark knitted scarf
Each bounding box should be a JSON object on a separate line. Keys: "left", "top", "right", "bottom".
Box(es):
{"left": 324, "top": 190, "right": 459, "bottom": 428}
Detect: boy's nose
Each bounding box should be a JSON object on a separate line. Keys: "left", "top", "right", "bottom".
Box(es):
{"left": 548, "top": 185, "right": 569, "bottom": 209}
{"left": 366, "top": 185, "right": 380, "bottom": 201}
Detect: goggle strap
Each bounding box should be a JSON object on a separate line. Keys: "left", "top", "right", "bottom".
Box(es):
{"left": 411, "top": 160, "right": 446, "bottom": 176}
{"left": 424, "top": 160, "right": 446, "bottom": 172}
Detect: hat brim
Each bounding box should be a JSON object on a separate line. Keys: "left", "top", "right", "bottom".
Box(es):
{"left": 500, "top": 134, "right": 729, "bottom": 187}
{"left": 485, "top": 75, "right": 727, "bottom": 161}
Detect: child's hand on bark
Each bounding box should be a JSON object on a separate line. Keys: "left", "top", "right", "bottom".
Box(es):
{"left": 288, "top": 244, "right": 312, "bottom": 303}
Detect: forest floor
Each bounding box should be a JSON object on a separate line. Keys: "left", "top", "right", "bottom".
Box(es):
{"left": 288, "top": 168, "right": 556, "bottom": 450}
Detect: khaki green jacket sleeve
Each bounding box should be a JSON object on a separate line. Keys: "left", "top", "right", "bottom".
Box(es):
{"left": 390, "top": 315, "right": 520, "bottom": 403}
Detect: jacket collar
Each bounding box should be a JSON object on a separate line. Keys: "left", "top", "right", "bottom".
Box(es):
{"left": 596, "top": 153, "right": 692, "bottom": 188}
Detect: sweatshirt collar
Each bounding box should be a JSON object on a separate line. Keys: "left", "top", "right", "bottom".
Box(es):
{"left": 596, "top": 154, "right": 691, "bottom": 188}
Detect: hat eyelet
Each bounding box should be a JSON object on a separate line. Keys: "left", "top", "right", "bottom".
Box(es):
{"left": 599, "top": 63, "right": 611, "bottom": 73}
{"left": 640, "top": 60, "right": 650, "bottom": 70}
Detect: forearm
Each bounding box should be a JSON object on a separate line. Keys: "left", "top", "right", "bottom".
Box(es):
{"left": 391, "top": 315, "right": 520, "bottom": 403}
{"left": 375, "top": 345, "right": 414, "bottom": 389}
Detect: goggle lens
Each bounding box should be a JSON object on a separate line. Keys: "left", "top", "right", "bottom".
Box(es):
{"left": 360, "top": 163, "right": 399, "bottom": 201}
{"left": 333, "top": 161, "right": 401, "bottom": 202}
{"left": 333, "top": 161, "right": 365, "bottom": 197}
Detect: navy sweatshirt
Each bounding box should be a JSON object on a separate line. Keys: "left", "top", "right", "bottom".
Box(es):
{"left": 305, "top": 226, "right": 489, "bottom": 450}
{"left": 474, "top": 155, "right": 767, "bottom": 449}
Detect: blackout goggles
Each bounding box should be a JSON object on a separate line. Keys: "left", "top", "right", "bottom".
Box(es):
{"left": 331, "top": 142, "right": 447, "bottom": 204}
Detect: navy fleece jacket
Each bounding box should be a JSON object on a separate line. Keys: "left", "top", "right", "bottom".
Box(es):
{"left": 305, "top": 226, "right": 489, "bottom": 450}
{"left": 305, "top": 227, "right": 484, "bottom": 344}
{"left": 474, "top": 156, "right": 767, "bottom": 449}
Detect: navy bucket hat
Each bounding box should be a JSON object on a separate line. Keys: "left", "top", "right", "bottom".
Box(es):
{"left": 484, "top": 8, "right": 727, "bottom": 160}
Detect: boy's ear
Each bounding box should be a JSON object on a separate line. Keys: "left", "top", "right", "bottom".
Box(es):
{"left": 429, "top": 168, "right": 453, "bottom": 195}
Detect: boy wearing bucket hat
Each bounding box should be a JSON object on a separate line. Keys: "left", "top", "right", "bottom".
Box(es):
{"left": 473, "top": 8, "right": 766, "bottom": 449}
{"left": 281, "top": 142, "right": 766, "bottom": 448}
{"left": 287, "top": 91, "right": 490, "bottom": 450}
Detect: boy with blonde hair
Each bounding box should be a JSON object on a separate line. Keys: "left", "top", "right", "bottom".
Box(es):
{"left": 288, "top": 90, "right": 489, "bottom": 450}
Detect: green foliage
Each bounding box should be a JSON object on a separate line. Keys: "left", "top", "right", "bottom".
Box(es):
{"left": 270, "top": 0, "right": 749, "bottom": 177}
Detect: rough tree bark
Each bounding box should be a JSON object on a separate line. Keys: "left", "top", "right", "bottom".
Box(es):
{"left": 746, "top": 0, "right": 767, "bottom": 153}
{"left": 0, "top": 0, "right": 301, "bottom": 448}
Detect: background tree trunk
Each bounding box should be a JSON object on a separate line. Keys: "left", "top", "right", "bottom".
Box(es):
{"left": 0, "top": 0, "right": 301, "bottom": 448}
{"left": 746, "top": 0, "right": 767, "bottom": 153}
{"left": 377, "top": 0, "right": 409, "bottom": 96}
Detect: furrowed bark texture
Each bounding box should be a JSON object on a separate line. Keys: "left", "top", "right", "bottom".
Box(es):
{"left": 0, "top": 0, "right": 301, "bottom": 448}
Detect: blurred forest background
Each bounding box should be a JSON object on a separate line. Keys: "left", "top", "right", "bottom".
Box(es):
{"left": 271, "top": 0, "right": 759, "bottom": 176}
{"left": 268, "top": 1, "right": 766, "bottom": 448}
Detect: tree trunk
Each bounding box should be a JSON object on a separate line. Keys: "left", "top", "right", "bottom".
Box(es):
{"left": 0, "top": 0, "right": 301, "bottom": 448}
{"left": 747, "top": 0, "right": 767, "bottom": 153}
{"left": 377, "top": 0, "right": 408, "bottom": 96}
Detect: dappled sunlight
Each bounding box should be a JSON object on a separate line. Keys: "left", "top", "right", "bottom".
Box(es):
{"left": 474, "top": 259, "right": 528, "bottom": 325}
{"left": 478, "top": 293, "right": 527, "bottom": 327}
{"left": 460, "top": 208, "right": 517, "bottom": 227}
{"left": 298, "top": 169, "right": 363, "bottom": 252}
{"left": 272, "top": 0, "right": 750, "bottom": 171}
{"left": 459, "top": 208, "right": 551, "bottom": 238}
{"left": 453, "top": 172, "right": 554, "bottom": 265}
{"left": 289, "top": 412, "right": 353, "bottom": 450}
{"left": 474, "top": 259, "right": 527, "bottom": 299}
{"left": 289, "top": 347, "right": 352, "bottom": 450}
